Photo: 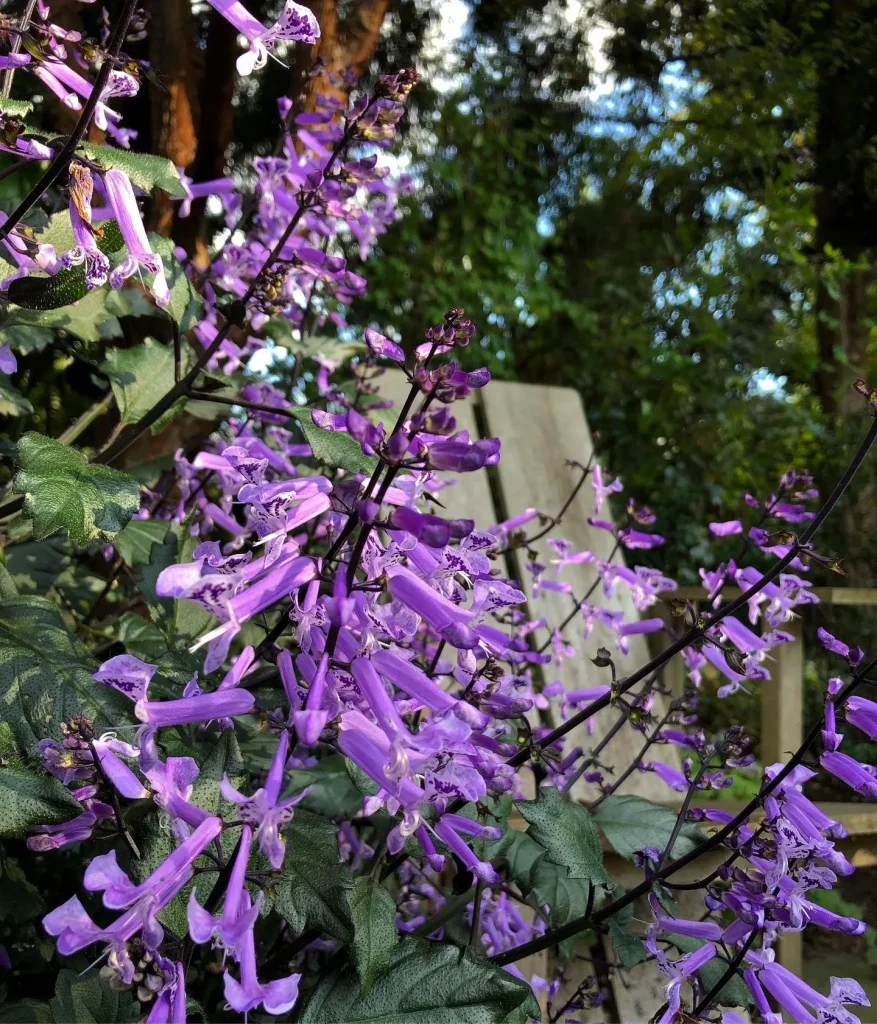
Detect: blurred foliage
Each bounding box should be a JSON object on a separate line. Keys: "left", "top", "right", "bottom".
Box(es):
{"left": 350, "top": 0, "right": 877, "bottom": 579}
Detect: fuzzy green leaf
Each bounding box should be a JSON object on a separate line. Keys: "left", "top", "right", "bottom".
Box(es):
{"left": 0, "top": 595, "right": 132, "bottom": 752}
{"left": 149, "top": 234, "right": 204, "bottom": 331}
{"left": 290, "top": 407, "right": 379, "bottom": 475}
{"left": 77, "top": 143, "right": 187, "bottom": 197}
{"left": 103, "top": 338, "right": 186, "bottom": 433}
{"left": 594, "top": 794, "right": 705, "bottom": 863}
{"left": 0, "top": 379, "right": 33, "bottom": 416}
{"left": 13, "top": 432, "right": 141, "bottom": 546}
{"left": 0, "top": 763, "right": 80, "bottom": 838}
{"left": 348, "top": 877, "right": 399, "bottom": 995}
{"left": 112, "top": 517, "right": 173, "bottom": 566}
{"left": 298, "top": 937, "right": 539, "bottom": 1023}
{"left": 275, "top": 808, "right": 354, "bottom": 940}
{"left": 50, "top": 968, "right": 142, "bottom": 1023}
{"left": 606, "top": 894, "right": 648, "bottom": 968}
{"left": 517, "top": 785, "right": 609, "bottom": 885}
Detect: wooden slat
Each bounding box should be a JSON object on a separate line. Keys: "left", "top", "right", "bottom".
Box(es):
{"left": 377, "top": 370, "right": 494, "bottom": 522}
{"left": 480, "top": 381, "right": 682, "bottom": 805}
{"left": 762, "top": 616, "right": 803, "bottom": 767}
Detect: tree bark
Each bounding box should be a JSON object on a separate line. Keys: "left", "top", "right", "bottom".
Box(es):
{"left": 290, "top": 0, "right": 395, "bottom": 114}
{"left": 172, "top": 8, "right": 239, "bottom": 265}
{"left": 147, "top": 0, "right": 201, "bottom": 235}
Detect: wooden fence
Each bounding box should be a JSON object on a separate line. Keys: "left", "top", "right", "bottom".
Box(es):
{"left": 381, "top": 373, "right": 877, "bottom": 1021}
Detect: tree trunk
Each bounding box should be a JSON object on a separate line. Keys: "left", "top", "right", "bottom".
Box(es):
{"left": 172, "top": 8, "right": 239, "bottom": 265}
{"left": 147, "top": 0, "right": 201, "bottom": 235}
{"left": 290, "top": 0, "right": 395, "bottom": 113}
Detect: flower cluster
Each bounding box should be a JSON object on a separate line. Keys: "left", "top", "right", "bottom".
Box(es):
{"left": 4, "top": 7, "right": 877, "bottom": 1024}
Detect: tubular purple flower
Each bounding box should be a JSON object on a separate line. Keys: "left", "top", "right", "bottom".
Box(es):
{"left": 820, "top": 751, "right": 877, "bottom": 799}
{"left": 656, "top": 917, "right": 723, "bottom": 941}
{"left": 371, "top": 647, "right": 488, "bottom": 728}
{"left": 84, "top": 816, "right": 222, "bottom": 910}
{"left": 845, "top": 696, "right": 877, "bottom": 739}
{"left": 223, "top": 893, "right": 301, "bottom": 1014}
{"left": 386, "top": 565, "right": 479, "bottom": 649}
{"left": 0, "top": 343, "right": 16, "bottom": 375}
{"left": 293, "top": 652, "right": 330, "bottom": 746}
{"left": 205, "top": 0, "right": 319, "bottom": 75}
{"left": 103, "top": 169, "right": 170, "bottom": 306}
{"left": 220, "top": 732, "right": 308, "bottom": 867}
{"left": 337, "top": 712, "right": 424, "bottom": 811}
{"left": 432, "top": 816, "right": 498, "bottom": 884}
{"left": 188, "top": 825, "right": 259, "bottom": 948}
{"left": 44, "top": 817, "right": 221, "bottom": 956}
{"left": 709, "top": 520, "right": 743, "bottom": 536}
{"left": 146, "top": 961, "right": 187, "bottom": 1024}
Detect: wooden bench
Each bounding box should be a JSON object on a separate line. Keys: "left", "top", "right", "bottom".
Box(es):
{"left": 379, "top": 373, "right": 877, "bottom": 1018}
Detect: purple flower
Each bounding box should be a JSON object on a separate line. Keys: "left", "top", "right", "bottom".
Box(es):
{"left": 104, "top": 169, "right": 169, "bottom": 306}
{"left": 432, "top": 814, "right": 499, "bottom": 884}
{"left": 145, "top": 757, "right": 212, "bottom": 839}
{"left": 188, "top": 825, "right": 260, "bottom": 949}
{"left": 223, "top": 892, "right": 301, "bottom": 1014}
{"left": 365, "top": 326, "right": 405, "bottom": 362}
{"left": 220, "top": 732, "right": 308, "bottom": 867}
{"left": 146, "top": 961, "right": 187, "bottom": 1024}
{"left": 44, "top": 817, "right": 221, "bottom": 960}
{"left": 845, "top": 696, "right": 877, "bottom": 739}
{"left": 0, "top": 343, "right": 16, "bottom": 375}
{"left": 591, "top": 463, "right": 623, "bottom": 513}
{"left": 61, "top": 165, "right": 109, "bottom": 289}
{"left": 817, "top": 627, "right": 864, "bottom": 667}
{"left": 650, "top": 760, "right": 689, "bottom": 792}
{"left": 93, "top": 653, "right": 255, "bottom": 770}
{"left": 820, "top": 751, "right": 877, "bottom": 799}
{"left": 205, "top": 0, "right": 319, "bottom": 75}
{"left": 709, "top": 520, "right": 743, "bottom": 536}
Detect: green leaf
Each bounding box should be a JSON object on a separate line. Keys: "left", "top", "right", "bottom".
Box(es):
{"left": 0, "top": 763, "right": 80, "bottom": 837}
{"left": 112, "top": 517, "right": 173, "bottom": 566}
{"left": 606, "top": 894, "right": 647, "bottom": 968}
{"left": 117, "top": 613, "right": 169, "bottom": 663}
{"left": 7, "top": 287, "right": 119, "bottom": 344}
{"left": 594, "top": 795, "right": 705, "bottom": 863}
{"left": 149, "top": 235, "right": 204, "bottom": 331}
{"left": 0, "top": 322, "right": 54, "bottom": 353}
{"left": 77, "top": 143, "right": 187, "bottom": 197}
{"left": 487, "top": 826, "right": 591, "bottom": 957}
{"left": 0, "top": 1000, "right": 53, "bottom": 1023}
{"left": 0, "top": 378, "right": 33, "bottom": 416}
{"left": 517, "top": 785, "right": 609, "bottom": 886}
{"left": 0, "top": 857, "right": 45, "bottom": 921}
{"left": 347, "top": 876, "right": 399, "bottom": 995}
{"left": 50, "top": 968, "right": 142, "bottom": 1023}
{"left": 0, "top": 97, "right": 33, "bottom": 117}
{"left": 275, "top": 808, "right": 354, "bottom": 940}
{"left": 285, "top": 754, "right": 366, "bottom": 818}
{"left": 0, "top": 595, "right": 132, "bottom": 752}
{"left": 7, "top": 222, "right": 124, "bottom": 311}
{"left": 103, "top": 338, "right": 186, "bottom": 433}
{"left": 290, "top": 407, "right": 379, "bottom": 475}
{"left": 665, "top": 933, "right": 750, "bottom": 1007}
{"left": 13, "top": 432, "right": 141, "bottom": 546}
{"left": 297, "top": 937, "right": 539, "bottom": 1023}
{"left": 263, "top": 320, "right": 365, "bottom": 364}
{"left": 191, "top": 731, "right": 246, "bottom": 819}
